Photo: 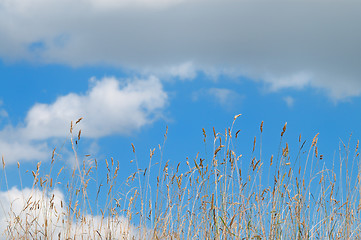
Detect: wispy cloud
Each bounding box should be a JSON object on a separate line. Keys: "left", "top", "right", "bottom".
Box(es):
{"left": 0, "top": 110, "right": 7, "bottom": 119}
{"left": 193, "top": 87, "right": 243, "bottom": 110}
{"left": 0, "top": 100, "right": 8, "bottom": 120}
{"left": 0, "top": 76, "right": 168, "bottom": 164}
{"left": 141, "top": 61, "right": 197, "bottom": 80}
{"left": 283, "top": 96, "right": 295, "bottom": 108}
{"left": 263, "top": 72, "right": 312, "bottom": 91}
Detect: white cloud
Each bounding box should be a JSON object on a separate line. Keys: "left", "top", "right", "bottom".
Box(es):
{"left": 208, "top": 88, "right": 238, "bottom": 106}
{"left": 262, "top": 72, "right": 312, "bottom": 92}
{"left": 0, "top": 138, "right": 49, "bottom": 163}
{"left": 142, "top": 61, "right": 197, "bottom": 80}
{"left": 283, "top": 96, "right": 295, "bottom": 108}
{"left": 0, "top": 110, "right": 7, "bottom": 119}
{"left": 193, "top": 87, "right": 242, "bottom": 109}
{"left": 23, "top": 76, "right": 167, "bottom": 139}
{"left": 0, "top": 187, "right": 64, "bottom": 239}
{"left": 0, "top": 101, "right": 8, "bottom": 121}
{"left": 0, "top": 187, "right": 142, "bottom": 239}
{"left": 0, "top": 76, "right": 168, "bottom": 164}
{"left": 0, "top": 0, "right": 360, "bottom": 99}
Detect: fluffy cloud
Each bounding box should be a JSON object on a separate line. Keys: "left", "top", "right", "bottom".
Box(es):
{"left": 0, "top": 0, "right": 360, "bottom": 99}
{"left": 23, "top": 76, "right": 167, "bottom": 139}
{"left": 0, "top": 187, "right": 142, "bottom": 239}
{"left": 0, "top": 139, "right": 49, "bottom": 163}
{"left": 0, "top": 76, "right": 168, "bottom": 163}
{"left": 0, "top": 187, "right": 64, "bottom": 239}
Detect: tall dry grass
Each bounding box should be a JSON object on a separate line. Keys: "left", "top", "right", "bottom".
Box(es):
{"left": 1, "top": 115, "right": 361, "bottom": 239}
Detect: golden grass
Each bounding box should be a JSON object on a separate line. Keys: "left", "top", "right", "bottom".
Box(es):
{"left": 1, "top": 115, "right": 361, "bottom": 239}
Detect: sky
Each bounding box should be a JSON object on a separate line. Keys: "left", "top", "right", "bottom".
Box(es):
{"left": 0, "top": 0, "right": 361, "bottom": 236}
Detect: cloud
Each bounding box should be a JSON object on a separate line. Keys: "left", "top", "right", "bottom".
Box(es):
{"left": 0, "top": 187, "right": 142, "bottom": 239}
{"left": 88, "top": 0, "right": 185, "bottom": 9}
{"left": 193, "top": 87, "right": 242, "bottom": 109}
{"left": 142, "top": 61, "right": 197, "bottom": 80}
{"left": 0, "top": 187, "right": 64, "bottom": 239}
{"left": 0, "top": 0, "right": 360, "bottom": 99}
{"left": 207, "top": 88, "right": 240, "bottom": 106}
{"left": 283, "top": 96, "right": 295, "bottom": 108}
{"left": 0, "top": 139, "right": 49, "bottom": 163}
{"left": 0, "top": 76, "right": 168, "bottom": 163}
{"left": 262, "top": 72, "right": 312, "bottom": 92}
{"left": 23, "top": 76, "right": 167, "bottom": 139}
{"left": 0, "top": 110, "right": 7, "bottom": 119}
{"left": 0, "top": 109, "right": 8, "bottom": 127}
{"left": 0, "top": 100, "right": 8, "bottom": 121}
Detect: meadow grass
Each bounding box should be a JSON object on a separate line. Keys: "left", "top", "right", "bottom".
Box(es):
{"left": 1, "top": 115, "right": 361, "bottom": 239}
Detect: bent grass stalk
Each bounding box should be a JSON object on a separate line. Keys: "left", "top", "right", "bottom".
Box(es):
{"left": 1, "top": 115, "right": 361, "bottom": 239}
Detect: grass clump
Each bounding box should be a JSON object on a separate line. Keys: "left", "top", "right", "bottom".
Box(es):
{"left": 1, "top": 115, "right": 361, "bottom": 239}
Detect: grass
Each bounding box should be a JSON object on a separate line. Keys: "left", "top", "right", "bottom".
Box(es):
{"left": 1, "top": 114, "right": 361, "bottom": 239}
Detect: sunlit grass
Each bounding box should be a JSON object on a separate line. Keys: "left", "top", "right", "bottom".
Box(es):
{"left": 2, "top": 115, "right": 361, "bottom": 239}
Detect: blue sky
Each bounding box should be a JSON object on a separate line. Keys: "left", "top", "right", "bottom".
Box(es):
{"left": 0, "top": 0, "right": 361, "bottom": 234}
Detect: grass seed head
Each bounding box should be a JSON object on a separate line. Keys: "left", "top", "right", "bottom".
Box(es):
{"left": 234, "top": 113, "right": 242, "bottom": 121}
{"left": 75, "top": 117, "right": 83, "bottom": 124}
{"left": 281, "top": 122, "right": 287, "bottom": 137}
